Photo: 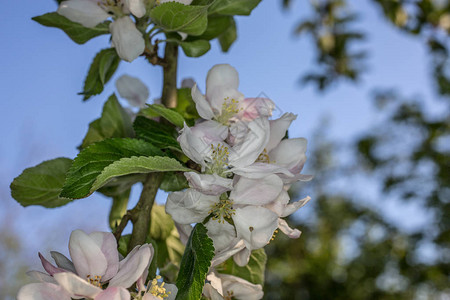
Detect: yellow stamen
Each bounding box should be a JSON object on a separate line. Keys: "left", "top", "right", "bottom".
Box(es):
{"left": 208, "top": 199, "right": 235, "bottom": 223}
{"left": 86, "top": 275, "right": 102, "bottom": 287}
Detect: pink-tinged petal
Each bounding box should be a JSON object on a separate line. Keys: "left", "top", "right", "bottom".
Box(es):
{"left": 50, "top": 251, "right": 76, "bottom": 273}
{"left": 278, "top": 218, "right": 301, "bottom": 239}
{"left": 211, "top": 239, "right": 245, "bottom": 267}
{"left": 69, "top": 230, "right": 108, "bottom": 279}
{"left": 115, "top": 75, "right": 149, "bottom": 107}
{"left": 205, "top": 219, "right": 237, "bottom": 252}
{"left": 109, "top": 244, "right": 153, "bottom": 288}
{"left": 233, "top": 206, "right": 278, "bottom": 250}
{"left": 231, "top": 174, "right": 283, "bottom": 206}
{"left": 229, "top": 118, "right": 270, "bottom": 168}
{"left": 185, "top": 172, "right": 233, "bottom": 196}
{"left": 143, "top": 294, "right": 160, "bottom": 300}
{"left": 39, "top": 253, "right": 66, "bottom": 275}
{"left": 124, "top": 0, "right": 146, "bottom": 18}
{"left": 177, "top": 124, "right": 209, "bottom": 168}
{"left": 236, "top": 98, "right": 275, "bottom": 122}
{"left": 269, "top": 138, "right": 307, "bottom": 171}
{"left": 233, "top": 247, "right": 251, "bottom": 267}
{"left": 17, "top": 282, "right": 71, "bottom": 300}
{"left": 219, "top": 274, "right": 263, "bottom": 300}
{"left": 229, "top": 162, "right": 294, "bottom": 179}
{"left": 110, "top": 17, "right": 145, "bottom": 62}
{"left": 265, "top": 190, "right": 290, "bottom": 216}
{"left": 26, "top": 271, "right": 57, "bottom": 284}
{"left": 166, "top": 189, "right": 219, "bottom": 224}
{"left": 206, "top": 64, "right": 239, "bottom": 101}
{"left": 266, "top": 113, "right": 297, "bottom": 152}
{"left": 281, "top": 196, "right": 311, "bottom": 217}
{"left": 191, "top": 120, "right": 228, "bottom": 143}
{"left": 192, "top": 84, "right": 214, "bottom": 120}
{"left": 58, "top": 0, "right": 109, "bottom": 28}
{"left": 88, "top": 232, "right": 120, "bottom": 282}
{"left": 53, "top": 272, "right": 102, "bottom": 298}
{"left": 95, "top": 287, "right": 130, "bottom": 300}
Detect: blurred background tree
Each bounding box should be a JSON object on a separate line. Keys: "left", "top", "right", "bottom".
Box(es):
{"left": 264, "top": 0, "right": 449, "bottom": 299}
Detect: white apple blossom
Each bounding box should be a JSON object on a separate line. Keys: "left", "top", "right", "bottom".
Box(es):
{"left": 115, "top": 74, "right": 149, "bottom": 108}
{"left": 57, "top": 0, "right": 146, "bottom": 62}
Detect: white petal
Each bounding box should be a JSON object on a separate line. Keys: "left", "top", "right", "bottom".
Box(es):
{"left": 203, "top": 283, "right": 224, "bottom": 300}
{"left": 281, "top": 196, "right": 311, "bottom": 217}
{"left": 219, "top": 274, "right": 263, "bottom": 300}
{"left": 233, "top": 206, "right": 278, "bottom": 250}
{"left": 166, "top": 189, "right": 218, "bottom": 224}
{"left": 210, "top": 239, "right": 246, "bottom": 267}
{"left": 230, "top": 174, "right": 283, "bottom": 206}
{"left": 95, "top": 287, "right": 131, "bottom": 300}
{"left": 164, "top": 283, "right": 178, "bottom": 300}
{"left": 17, "top": 283, "right": 71, "bottom": 300}
{"left": 206, "top": 272, "right": 224, "bottom": 296}
{"left": 191, "top": 120, "right": 228, "bottom": 142}
{"left": 58, "top": 0, "right": 109, "bottom": 28}
{"left": 124, "top": 0, "right": 146, "bottom": 18}
{"left": 110, "top": 17, "right": 145, "bottom": 62}
{"left": 185, "top": 172, "right": 233, "bottom": 196}
{"left": 192, "top": 84, "right": 214, "bottom": 120}
{"left": 269, "top": 138, "right": 307, "bottom": 172}
{"left": 278, "top": 218, "right": 301, "bottom": 239}
{"left": 230, "top": 162, "right": 293, "bottom": 179}
{"left": 177, "top": 124, "right": 209, "bottom": 168}
{"left": 206, "top": 64, "right": 239, "bottom": 101}
{"left": 208, "top": 86, "right": 244, "bottom": 115}
{"left": 266, "top": 113, "right": 297, "bottom": 152}
{"left": 229, "top": 118, "right": 270, "bottom": 168}
{"left": 233, "top": 247, "right": 251, "bottom": 267}
{"left": 53, "top": 272, "right": 102, "bottom": 298}
{"left": 88, "top": 231, "right": 120, "bottom": 282}
{"left": 69, "top": 230, "right": 108, "bottom": 279}
{"left": 175, "top": 222, "right": 193, "bottom": 245}
{"left": 115, "top": 75, "right": 149, "bottom": 107}
{"left": 39, "top": 252, "right": 65, "bottom": 275}
{"left": 265, "top": 190, "right": 290, "bottom": 216}
{"left": 50, "top": 251, "right": 76, "bottom": 273}
{"left": 26, "top": 271, "right": 57, "bottom": 284}
{"left": 205, "top": 219, "right": 236, "bottom": 252}
{"left": 109, "top": 244, "right": 153, "bottom": 288}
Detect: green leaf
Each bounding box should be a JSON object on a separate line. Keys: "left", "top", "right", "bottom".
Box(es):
{"left": 160, "top": 172, "right": 189, "bottom": 192}
{"left": 60, "top": 138, "right": 164, "bottom": 199}
{"left": 175, "top": 223, "right": 215, "bottom": 300}
{"left": 209, "top": 0, "right": 262, "bottom": 15}
{"left": 133, "top": 116, "right": 181, "bottom": 151}
{"left": 218, "top": 17, "right": 237, "bottom": 52}
{"left": 81, "top": 49, "right": 120, "bottom": 101}
{"left": 91, "top": 156, "right": 192, "bottom": 192}
{"left": 181, "top": 40, "right": 211, "bottom": 57}
{"left": 198, "top": 16, "right": 233, "bottom": 40}
{"left": 141, "top": 104, "right": 185, "bottom": 128}
{"left": 218, "top": 248, "right": 267, "bottom": 285}
{"left": 32, "top": 12, "right": 110, "bottom": 44}
{"left": 81, "top": 94, "right": 133, "bottom": 149}
{"left": 151, "top": 205, "right": 175, "bottom": 240}
{"left": 10, "top": 158, "right": 72, "bottom": 208}
{"left": 175, "top": 88, "right": 200, "bottom": 123}
{"left": 150, "top": 2, "right": 208, "bottom": 36}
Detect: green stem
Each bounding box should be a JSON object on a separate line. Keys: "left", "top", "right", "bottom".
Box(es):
{"left": 128, "top": 173, "right": 163, "bottom": 250}
{"left": 162, "top": 42, "right": 179, "bottom": 108}
{"left": 127, "top": 42, "right": 179, "bottom": 250}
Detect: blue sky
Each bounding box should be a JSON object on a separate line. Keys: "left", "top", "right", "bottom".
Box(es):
{"left": 0, "top": 0, "right": 438, "bottom": 271}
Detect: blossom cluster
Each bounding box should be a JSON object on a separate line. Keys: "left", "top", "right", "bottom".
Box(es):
{"left": 57, "top": 0, "right": 193, "bottom": 62}
{"left": 17, "top": 230, "right": 176, "bottom": 300}
{"left": 166, "top": 64, "right": 312, "bottom": 298}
